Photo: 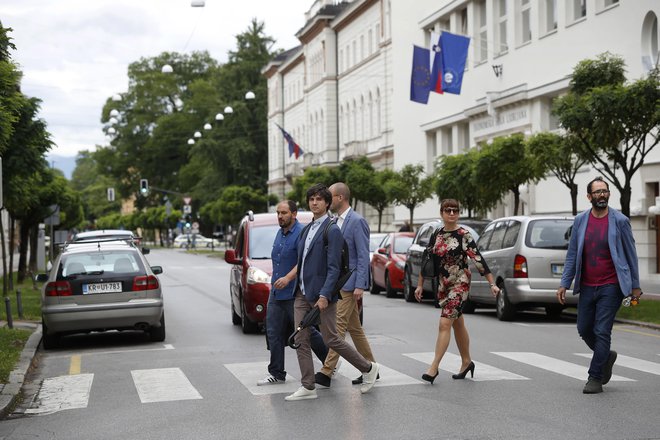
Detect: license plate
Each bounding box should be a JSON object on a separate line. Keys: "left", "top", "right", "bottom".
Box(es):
{"left": 82, "top": 282, "right": 122, "bottom": 294}
{"left": 551, "top": 264, "right": 564, "bottom": 276}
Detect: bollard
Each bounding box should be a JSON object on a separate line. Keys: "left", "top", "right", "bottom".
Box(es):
{"left": 16, "top": 288, "right": 24, "bottom": 320}
{"left": 4, "top": 297, "right": 13, "bottom": 329}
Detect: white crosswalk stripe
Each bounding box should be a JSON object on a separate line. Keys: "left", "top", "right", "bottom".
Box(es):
{"left": 25, "top": 374, "right": 94, "bottom": 415}
{"left": 224, "top": 362, "right": 302, "bottom": 395}
{"left": 333, "top": 359, "right": 422, "bottom": 386}
{"left": 403, "top": 352, "right": 529, "bottom": 381}
{"left": 493, "top": 352, "right": 635, "bottom": 381}
{"left": 131, "top": 368, "right": 203, "bottom": 403}
{"left": 575, "top": 353, "right": 660, "bottom": 376}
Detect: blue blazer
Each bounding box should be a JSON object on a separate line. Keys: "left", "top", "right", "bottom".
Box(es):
{"left": 560, "top": 207, "right": 640, "bottom": 296}
{"left": 294, "top": 217, "right": 343, "bottom": 303}
{"left": 339, "top": 208, "right": 371, "bottom": 291}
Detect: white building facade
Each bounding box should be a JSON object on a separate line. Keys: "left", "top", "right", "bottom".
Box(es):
{"left": 265, "top": 0, "right": 660, "bottom": 280}
{"left": 391, "top": 0, "right": 660, "bottom": 280}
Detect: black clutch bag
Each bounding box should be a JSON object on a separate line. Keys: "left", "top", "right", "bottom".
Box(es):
{"left": 421, "top": 247, "right": 438, "bottom": 278}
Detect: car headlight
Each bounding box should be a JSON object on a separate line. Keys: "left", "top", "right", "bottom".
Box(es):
{"left": 395, "top": 261, "right": 405, "bottom": 270}
{"left": 247, "top": 267, "right": 271, "bottom": 285}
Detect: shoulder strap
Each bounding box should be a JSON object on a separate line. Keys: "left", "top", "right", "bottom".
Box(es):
{"left": 323, "top": 218, "right": 334, "bottom": 248}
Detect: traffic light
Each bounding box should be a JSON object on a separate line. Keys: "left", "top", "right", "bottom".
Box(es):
{"left": 139, "top": 179, "right": 149, "bottom": 195}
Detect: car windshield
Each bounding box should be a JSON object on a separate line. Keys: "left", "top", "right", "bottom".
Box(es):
{"left": 59, "top": 250, "right": 144, "bottom": 279}
{"left": 394, "top": 236, "right": 413, "bottom": 254}
{"left": 525, "top": 219, "right": 573, "bottom": 249}
{"left": 369, "top": 234, "right": 386, "bottom": 252}
{"left": 249, "top": 225, "right": 280, "bottom": 259}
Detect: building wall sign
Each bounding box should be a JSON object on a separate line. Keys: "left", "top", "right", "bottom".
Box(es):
{"left": 471, "top": 106, "right": 529, "bottom": 138}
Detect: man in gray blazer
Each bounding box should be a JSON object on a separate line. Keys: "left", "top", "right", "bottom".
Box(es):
{"left": 285, "top": 183, "right": 379, "bottom": 401}
{"left": 557, "top": 176, "right": 642, "bottom": 394}
{"left": 315, "top": 182, "right": 377, "bottom": 387}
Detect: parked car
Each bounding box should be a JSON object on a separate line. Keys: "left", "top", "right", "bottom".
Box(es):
{"left": 368, "top": 233, "right": 388, "bottom": 264}
{"left": 70, "top": 229, "right": 149, "bottom": 253}
{"left": 402, "top": 220, "right": 480, "bottom": 303}
{"left": 224, "top": 211, "right": 313, "bottom": 334}
{"left": 173, "top": 233, "right": 221, "bottom": 249}
{"left": 466, "top": 215, "right": 577, "bottom": 320}
{"left": 370, "top": 232, "right": 414, "bottom": 298}
{"left": 35, "top": 239, "right": 165, "bottom": 349}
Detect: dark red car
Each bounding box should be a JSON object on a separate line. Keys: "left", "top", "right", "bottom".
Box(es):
{"left": 370, "top": 232, "right": 415, "bottom": 298}
{"left": 224, "top": 211, "right": 313, "bottom": 333}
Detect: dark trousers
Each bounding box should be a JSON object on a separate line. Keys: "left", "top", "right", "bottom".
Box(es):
{"left": 576, "top": 283, "right": 623, "bottom": 380}
{"left": 266, "top": 295, "right": 327, "bottom": 381}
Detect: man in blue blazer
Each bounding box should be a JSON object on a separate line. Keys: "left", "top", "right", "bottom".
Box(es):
{"left": 557, "top": 177, "right": 642, "bottom": 394}
{"left": 315, "top": 182, "right": 377, "bottom": 387}
{"left": 285, "top": 183, "right": 379, "bottom": 401}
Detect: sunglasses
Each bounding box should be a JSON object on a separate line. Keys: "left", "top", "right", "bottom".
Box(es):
{"left": 590, "top": 189, "right": 610, "bottom": 196}
{"left": 443, "top": 208, "right": 459, "bottom": 214}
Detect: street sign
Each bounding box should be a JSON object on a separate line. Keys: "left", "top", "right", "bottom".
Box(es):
{"left": 183, "top": 205, "right": 192, "bottom": 214}
{"left": 44, "top": 205, "right": 60, "bottom": 226}
{"left": 183, "top": 197, "right": 192, "bottom": 205}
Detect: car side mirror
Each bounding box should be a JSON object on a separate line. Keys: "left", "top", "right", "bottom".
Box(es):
{"left": 224, "top": 249, "right": 242, "bottom": 265}
{"left": 35, "top": 273, "right": 49, "bottom": 282}
{"left": 151, "top": 266, "right": 163, "bottom": 275}
{"left": 142, "top": 247, "right": 150, "bottom": 254}
{"left": 377, "top": 247, "right": 387, "bottom": 255}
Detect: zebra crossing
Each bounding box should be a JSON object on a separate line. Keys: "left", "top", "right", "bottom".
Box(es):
{"left": 23, "top": 351, "right": 660, "bottom": 415}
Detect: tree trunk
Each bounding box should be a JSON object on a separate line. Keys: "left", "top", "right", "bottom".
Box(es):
{"left": 512, "top": 188, "right": 520, "bottom": 216}
{"left": 570, "top": 182, "right": 578, "bottom": 215}
{"left": 377, "top": 209, "right": 383, "bottom": 233}
{"left": 1, "top": 211, "right": 7, "bottom": 297}
{"left": 17, "top": 220, "right": 30, "bottom": 283}
{"left": 409, "top": 208, "right": 415, "bottom": 231}
{"left": 8, "top": 217, "right": 14, "bottom": 291}
{"left": 620, "top": 182, "right": 632, "bottom": 218}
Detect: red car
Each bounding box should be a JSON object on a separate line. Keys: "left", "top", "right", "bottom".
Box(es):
{"left": 370, "top": 232, "right": 415, "bottom": 298}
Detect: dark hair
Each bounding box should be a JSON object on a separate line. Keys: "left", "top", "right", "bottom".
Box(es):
{"left": 440, "top": 198, "right": 460, "bottom": 210}
{"left": 587, "top": 176, "right": 609, "bottom": 194}
{"left": 283, "top": 200, "right": 297, "bottom": 213}
{"left": 306, "top": 183, "right": 332, "bottom": 206}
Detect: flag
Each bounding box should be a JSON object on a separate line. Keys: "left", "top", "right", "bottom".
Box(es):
{"left": 410, "top": 45, "right": 432, "bottom": 104}
{"left": 430, "top": 32, "right": 443, "bottom": 94}
{"left": 275, "top": 123, "right": 303, "bottom": 159}
{"left": 440, "top": 31, "right": 471, "bottom": 94}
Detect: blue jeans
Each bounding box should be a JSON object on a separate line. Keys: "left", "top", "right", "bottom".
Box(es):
{"left": 576, "top": 284, "right": 623, "bottom": 380}
{"left": 266, "top": 296, "right": 328, "bottom": 380}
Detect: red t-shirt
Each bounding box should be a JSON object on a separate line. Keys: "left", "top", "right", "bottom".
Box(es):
{"left": 582, "top": 213, "right": 618, "bottom": 286}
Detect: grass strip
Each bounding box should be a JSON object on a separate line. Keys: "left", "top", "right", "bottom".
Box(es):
{"left": 0, "top": 328, "right": 31, "bottom": 384}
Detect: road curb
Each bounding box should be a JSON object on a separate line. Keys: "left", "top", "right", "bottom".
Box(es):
{"left": 0, "top": 324, "right": 41, "bottom": 419}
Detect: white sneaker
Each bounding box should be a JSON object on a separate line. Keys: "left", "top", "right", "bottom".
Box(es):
{"left": 360, "top": 362, "right": 380, "bottom": 394}
{"left": 285, "top": 386, "right": 317, "bottom": 401}
{"left": 257, "top": 374, "right": 284, "bottom": 386}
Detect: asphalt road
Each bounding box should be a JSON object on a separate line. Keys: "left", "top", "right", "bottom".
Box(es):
{"left": 1, "top": 248, "right": 659, "bottom": 440}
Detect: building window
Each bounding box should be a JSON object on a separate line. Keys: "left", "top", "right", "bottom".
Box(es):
{"left": 368, "top": 29, "right": 373, "bottom": 54}
{"left": 568, "top": 0, "right": 586, "bottom": 23}
{"left": 496, "top": 0, "right": 508, "bottom": 54}
{"left": 438, "top": 18, "right": 450, "bottom": 32}
{"left": 519, "top": 0, "right": 532, "bottom": 44}
{"left": 475, "top": 0, "right": 488, "bottom": 63}
{"left": 346, "top": 46, "right": 350, "bottom": 68}
{"left": 360, "top": 35, "right": 364, "bottom": 61}
{"left": 460, "top": 7, "right": 468, "bottom": 35}
{"left": 352, "top": 41, "right": 357, "bottom": 65}
{"left": 642, "top": 11, "right": 659, "bottom": 72}
{"left": 541, "top": 0, "right": 557, "bottom": 35}
{"left": 441, "top": 127, "right": 453, "bottom": 156}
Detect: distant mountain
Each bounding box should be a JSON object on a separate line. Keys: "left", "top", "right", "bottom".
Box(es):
{"left": 46, "top": 154, "right": 78, "bottom": 180}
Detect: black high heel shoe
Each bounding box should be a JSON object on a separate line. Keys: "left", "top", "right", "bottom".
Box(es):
{"left": 452, "top": 361, "right": 475, "bottom": 379}
{"left": 421, "top": 371, "right": 439, "bottom": 384}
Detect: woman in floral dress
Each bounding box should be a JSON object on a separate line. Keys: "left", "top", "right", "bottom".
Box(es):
{"left": 414, "top": 199, "right": 500, "bottom": 384}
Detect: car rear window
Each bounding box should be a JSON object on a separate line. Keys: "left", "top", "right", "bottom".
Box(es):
{"left": 249, "top": 225, "right": 281, "bottom": 259}
{"left": 59, "top": 250, "right": 144, "bottom": 278}
{"left": 525, "top": 219, "right": 573, "bottom": 249}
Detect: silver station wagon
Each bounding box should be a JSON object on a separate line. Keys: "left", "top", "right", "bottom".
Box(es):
{"left": 467, "top": 215, "right": 577, "bottom": 321}
{"left": 37, "top": 239, "right": 165, "bottom": 348}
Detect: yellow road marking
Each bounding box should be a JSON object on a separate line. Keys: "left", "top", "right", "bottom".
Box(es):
{"left": 69, "top": 355, "right": 81, "bottom": 375}
{"left": 614, "top": 326, "right": 660, "bottom": 339}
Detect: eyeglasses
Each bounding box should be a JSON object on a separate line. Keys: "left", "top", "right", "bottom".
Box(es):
{"left": 590, "top": 189, "right": 610, "bottom": 196}
{"left": 443, "top": 208, "right": 459, "bottom": 214}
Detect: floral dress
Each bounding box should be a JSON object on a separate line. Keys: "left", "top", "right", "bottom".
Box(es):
{"left": 431, "top": 227, "right": 491, "bottom": 319}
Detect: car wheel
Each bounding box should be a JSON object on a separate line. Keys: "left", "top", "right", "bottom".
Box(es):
{"left": 462, "top": 298, "right": 476, "bottom": 314}
{"left": 385, "top": 272, "right": 397, "bottom": 298}
{"left": 545, "top": 305, "right": 564, "bottom": 319}
{"left": 403, "top": 269, "right": 416, "bottom": 303}
{"left": 370, "top": 271, "right": 382, "bottom": 294}
{"left": 240, "top": 298, "right": 259, "bottom": 334}
{"left": 231, "top": 302, "right": 241, "bottom": 325}
{"left": 496, "top": 285, "right": 516, "bottom": 321}
{"left": 149, "top": 315, "right": 166, "bottom": 342}
{"left": 41, "top": 319, "right": 59, "bottom": 349}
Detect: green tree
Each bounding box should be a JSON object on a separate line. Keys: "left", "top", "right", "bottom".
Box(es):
{"left": 474, "top": 134, "right": 542, "bottom": 215}
{"left": 205, "top": 185, "right": 270, "bottom": 228}
{"left": 390, "top": 164, "right": 434, "bottom": 228}
{"left": 71, "top": 151, "right": 122, "bottom": 225}
{"left": 554, "top": 53, "right": 660, "bottom": 216}
{"left": 287, "top": 166, "right": 338, "bottom": 207}
{"left": 361, "top": 169, "right": 398, "bottom": 232}
{"left": 527, "top": 132, "right": 588, "bottom": 215}
{"left": 434, "top": 149, "right": 488, "bottom": 217}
